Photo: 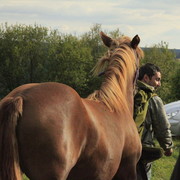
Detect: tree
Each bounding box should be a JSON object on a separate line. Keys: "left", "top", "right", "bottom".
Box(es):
{"left": 170, "top": 62, "right": 180, "bottom": 100}
{"left": 0, "top": 24, "right": 51, "bottom": 97}
{"left": 46, "top": 33, "right": 93, "bottom": 96}
{"left": 142, "top": 42, "right": 177, "bottom": 103}
{"left": 1, "top": 23, "right": 178, "bottom": 102}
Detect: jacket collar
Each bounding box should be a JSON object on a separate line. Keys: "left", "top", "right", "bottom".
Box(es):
{"left": 137, "top": 80, "right": 155, "bottom": 93}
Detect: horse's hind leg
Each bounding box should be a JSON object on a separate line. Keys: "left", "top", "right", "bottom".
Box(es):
{"left": 24, "top": 164, "right": 70, "bottom": 180}
{"left": 18, "top": 124, "right": 73, "bottom": 180}
{"left": 113, "top": 158, "right": 138, "bottom": 180}
{"left": 20, "top": 146, "right": 75, "bottom": 180}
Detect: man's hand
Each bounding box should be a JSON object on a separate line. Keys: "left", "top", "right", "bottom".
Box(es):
{"left": 164, "top": 148, "right": 173, "bottom": 156}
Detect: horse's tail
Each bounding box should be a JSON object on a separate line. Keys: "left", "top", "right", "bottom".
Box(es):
{"left": 0, "top": 96, "right": 23, "bottom": 180}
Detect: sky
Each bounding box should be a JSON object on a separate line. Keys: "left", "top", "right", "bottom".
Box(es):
{"left": 0, "top": 0, "right": 180, "bottom": 49}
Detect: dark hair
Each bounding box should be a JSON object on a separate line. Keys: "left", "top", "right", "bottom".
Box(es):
{"left": 138, "top": 63, "right": 161, "bottom": 80}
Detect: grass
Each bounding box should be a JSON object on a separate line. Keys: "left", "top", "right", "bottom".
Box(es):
{"left": 151, "top": 137, "right": 180, "bottom": 180}
{"left": 22, "top": 137, "right": 180, "bottom": 180}
{"left": 23, "top": 174, "right": 29, "bottom": 180}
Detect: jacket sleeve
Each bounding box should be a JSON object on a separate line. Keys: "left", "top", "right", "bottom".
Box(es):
{"left": 149, "top": 96, "right": 173, "bottom": 150}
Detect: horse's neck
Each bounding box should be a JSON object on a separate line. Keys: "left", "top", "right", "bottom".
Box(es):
{"left": 124, "top": 78, "right": 134, "bottom": 114}
{"left": 126, "top": 87, "right": 134, "bottom": 114}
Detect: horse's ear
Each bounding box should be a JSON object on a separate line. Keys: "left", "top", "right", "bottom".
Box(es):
{"left": 131, "top": 35, "right": 140, "bottom": 49}
{"left": 100, "top": 31, "right": 112, "bottom": 48}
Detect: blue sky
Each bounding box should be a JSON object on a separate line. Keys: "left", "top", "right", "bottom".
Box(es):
{"left": 1, "top": 0, "right": 180, "bottom": 49}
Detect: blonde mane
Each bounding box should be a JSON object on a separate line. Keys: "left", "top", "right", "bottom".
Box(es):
{"left": 87, "top": 35, "right": 144, "bottom": 112}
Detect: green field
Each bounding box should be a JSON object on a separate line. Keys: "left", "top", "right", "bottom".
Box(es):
{"left": 23, "top": 137, "right": 180, "bottom": 180}
{"left": 151, "top": 137, "right": 180, "bottom": 180}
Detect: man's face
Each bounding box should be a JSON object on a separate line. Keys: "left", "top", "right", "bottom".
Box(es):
{"left": 145, "top": 71, "right": 161, "bottom": 89}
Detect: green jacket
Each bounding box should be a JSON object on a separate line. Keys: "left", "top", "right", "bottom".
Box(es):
{"left": 134, "top": 80, "right": 155, "bottom": 137}
{"left": 137, "top": 81, "right": 173, "bottom": 151}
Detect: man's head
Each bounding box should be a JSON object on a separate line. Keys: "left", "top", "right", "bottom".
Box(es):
{"left": 138, "top": 63, "right": 161, "bottom": 89}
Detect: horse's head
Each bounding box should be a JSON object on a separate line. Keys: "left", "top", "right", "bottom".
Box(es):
{"left": 88, "top": 32, "right": 144, "bottom": 113}
{"left": 100, "top": 31, "right": 140, "bottom": 50}
{"left": 100, "top": 31, "right": 143, "bottom": 72}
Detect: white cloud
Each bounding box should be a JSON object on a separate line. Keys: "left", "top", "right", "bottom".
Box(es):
{"left": 0, "top": 0, "right": 180, "bottom": 48}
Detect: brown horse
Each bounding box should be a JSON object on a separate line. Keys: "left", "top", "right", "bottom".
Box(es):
{"left": 0, "top": 32, "right": 144, "bottom": 180}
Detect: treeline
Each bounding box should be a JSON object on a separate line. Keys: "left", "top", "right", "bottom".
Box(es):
{"left": 0, "top": 23, "right": 179, "bottom": 103}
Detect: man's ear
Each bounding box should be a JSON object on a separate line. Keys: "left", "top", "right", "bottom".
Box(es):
{"left": 143, "top": 74, "right": 150, "bottom": 83}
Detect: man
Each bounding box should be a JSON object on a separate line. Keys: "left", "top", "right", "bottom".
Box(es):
{"left": 137, "top": 63, "right": 173, "bottom": 179}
